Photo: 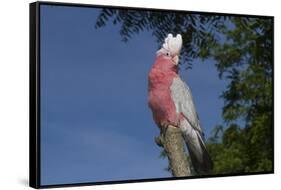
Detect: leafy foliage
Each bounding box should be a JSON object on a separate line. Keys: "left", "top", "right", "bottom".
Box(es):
{"left": 95, "top": 8, "right": 224, "bottom": 68}
{"left": 206, "top": 17, "right": 273, "bottom": 174}
{"left": 95, "top": 9, "right": 273, "bottom": 175}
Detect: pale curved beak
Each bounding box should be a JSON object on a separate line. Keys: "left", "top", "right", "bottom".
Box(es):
{"left": 172, "top": 55, "right": 179, "bottom": 65}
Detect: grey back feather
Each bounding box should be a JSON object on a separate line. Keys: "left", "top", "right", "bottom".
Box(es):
{"left": 170, "top": 77, "right": 202, "bottom": 133}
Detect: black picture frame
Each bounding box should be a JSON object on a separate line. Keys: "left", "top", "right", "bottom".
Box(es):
{"left": 29, "top": 1, "right": 274, "bottom": 188}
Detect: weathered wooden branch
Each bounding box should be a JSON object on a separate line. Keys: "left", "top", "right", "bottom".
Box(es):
{"left": 155, "top": 125, "right": 191, "bottom": 177}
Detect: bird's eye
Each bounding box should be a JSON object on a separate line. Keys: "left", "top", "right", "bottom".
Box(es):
{"left": 166, "top": 52, "right": 170, "bottom": 56}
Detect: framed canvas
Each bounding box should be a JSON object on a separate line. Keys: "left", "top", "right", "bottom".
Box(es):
{"left": 29, "top": 1, "right": 274, "bottom": 188}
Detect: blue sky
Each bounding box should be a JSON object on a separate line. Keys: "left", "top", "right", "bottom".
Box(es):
{"left": 40, "top": 5, "right": 227, "bottom": 185}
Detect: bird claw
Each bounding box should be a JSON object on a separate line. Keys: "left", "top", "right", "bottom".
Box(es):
{"left": 160, "top": 122, "right": 170, "bottom": 138}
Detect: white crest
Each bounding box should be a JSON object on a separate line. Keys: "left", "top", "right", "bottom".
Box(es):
{"left": 157, "top": 33, "right": 182, "bottom": 57}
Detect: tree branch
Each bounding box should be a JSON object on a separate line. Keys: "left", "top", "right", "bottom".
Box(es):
{"left": 155, "top": 125, "right": 191, "bottom": 177}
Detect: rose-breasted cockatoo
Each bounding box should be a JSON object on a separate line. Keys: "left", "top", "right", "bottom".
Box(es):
{"left": 148, "top": 33, "right": 213, "bottom": 173}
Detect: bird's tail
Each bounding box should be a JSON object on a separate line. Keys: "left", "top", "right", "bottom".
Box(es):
{"left": 180, "top": 120, "right": 213, "bottom": 174}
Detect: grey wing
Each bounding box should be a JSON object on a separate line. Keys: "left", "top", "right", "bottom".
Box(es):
{"left": 170, "top": 77, "right": 202, "bottom": 133}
